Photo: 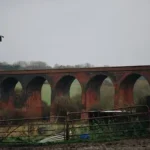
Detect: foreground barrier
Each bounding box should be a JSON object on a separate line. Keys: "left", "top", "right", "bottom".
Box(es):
{"left": 66, "top": 105, "right": 150, "bottom": 142}
{"left": 0, "top": 105, "right": 149, "bottom": 146}
{"left": 0, "top": 116, "right": 66, "bottom": 145}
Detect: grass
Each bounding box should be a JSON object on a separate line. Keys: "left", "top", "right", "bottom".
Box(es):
{"left": 68, "top": 119, "right": 148, "bottom": 143}
{"left": 1, "top": 117, "right": 147, "bottom": 145}
{"left": 15, "top": 78, "right": 150, "bottom": 108}
{"left": 0, "top": 121, "right": 65, "bottom": 145}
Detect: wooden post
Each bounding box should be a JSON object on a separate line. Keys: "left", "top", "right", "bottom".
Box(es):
{"left": 65, "top": 112, "right": 69, "bottom": 141}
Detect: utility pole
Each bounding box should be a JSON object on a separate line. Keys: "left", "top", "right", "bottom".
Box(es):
{"left": 0, "top": 35, "right": 4, "bottom": 42}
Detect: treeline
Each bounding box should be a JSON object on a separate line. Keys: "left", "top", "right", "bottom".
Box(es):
{"left": 0, "top": 61, "right": 95, "bottom": 70}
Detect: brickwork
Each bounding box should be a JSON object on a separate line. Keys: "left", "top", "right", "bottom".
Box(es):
{"left": 0, "top": 65, "right": 149, "bottom": 119}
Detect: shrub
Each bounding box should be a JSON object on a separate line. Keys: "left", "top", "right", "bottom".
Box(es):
{"left": 52, "top": 95, "right": 83, "bottom": 121}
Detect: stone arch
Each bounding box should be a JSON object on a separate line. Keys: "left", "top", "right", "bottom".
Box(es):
{"left": 25, "top": 76, "right": 51, "bottom": 118}
{"left": 118, "top": 73, "right": 150, "bottom": 107}
{"left": 0, "top": 77, "right": 23, "bottom": 102}
{"left": 119, "top": 72, "right": 150, "bottom": 85}
{"left": 0, "top": 76, "right": 25, "bottom": 119}
{"left": 85, "top": 74, "right": 115, "bottom": 110}
{"left": 54, "top": 75, "right": 82, "bottom": 99}
{"left": 52, "top": 75, "right": 82, "bottom": 118}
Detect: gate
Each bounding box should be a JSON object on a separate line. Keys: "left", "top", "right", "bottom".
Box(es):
{"left": 0, "top": 105, "right": 149, "bottom": 145}
{"left": 66, "top": 105, "right": 150, "bottom": 142}
{"left": 0, "top": 116, "right": 66, "bottom": 145}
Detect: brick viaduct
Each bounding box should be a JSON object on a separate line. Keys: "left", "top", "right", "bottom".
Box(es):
{"left": 0, "top": 65, "right": 150, "bottom": 119}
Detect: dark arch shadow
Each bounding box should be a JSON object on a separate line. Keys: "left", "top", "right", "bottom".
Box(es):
{"left": 0, "top": 77, "right": 25, "bottom": 119}
{"left": 119, "top": 73, "right": 141, "bottom": 88}
{"left": 55, "top": 75, "right": 77, "bottom": 98}
{"left": 85, "top": 74, "right": 115, "bottom": 111}
{"left": 118, "top": 73, "right": 150, "bottom": 107}
{"left": 52, "top": 75, "right": 82, "bottom": 121}
{"left": 0, "top": 77, "right": 23, "bottom": 102}
{"left": 27, "top": 76, "right": 47, "bottom": 91}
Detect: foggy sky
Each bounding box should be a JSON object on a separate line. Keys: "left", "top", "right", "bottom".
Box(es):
{"left": 0, "top": 0, "right": 150, "bottom": 67}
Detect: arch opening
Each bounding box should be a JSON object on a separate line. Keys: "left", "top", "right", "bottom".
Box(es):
{"left": 100, "top": 77, "right": 114, "bottom": 109}
{"left": 0, "top": 77, "right": 24, "bottom": 119}
{"left": 1, "top": 77, "right": 18, "bottom": 99}
{"left": 53, "top": 75, "right": 82, "bottom": 119}
{"left": 70, "top": 79, "right": 82, "bottom": 113}
{"left": 0, "top": 77, "right": 23, "bottom": 104}
{"left": 14, "top": 81, "right": 23, "bottom": 108}
{"left": 85, "top": 75, "right": 114, "bottom": 111}
{"left": 41, "top": 80, "right": 51, "bottom": 106}
{"left": 26, "top": 76, "right": 51, "bottom": 118}
{"left": 15, "top": 82, "right": 23, "bottom": 94}
{"left": 118, "top": 73, "right": 150, "bottom": 107}
{"left": 133, "top": 76, "right": 150, "bottom": 105}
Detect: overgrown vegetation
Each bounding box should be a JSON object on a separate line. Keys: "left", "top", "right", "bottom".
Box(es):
{"left": 0, "top": 61, "right": 94, "bottom": 70}
{"left": 68, "top": 105, "right": 150, "bottom": 143}
{"left": 69, "top": 119, "right": 149, "bottom": 143}
{"left": 1, "top": 109, "right": 149, "bottom": 146}
{"left": 52, "top": 95, "right": 83, "bottom": 121}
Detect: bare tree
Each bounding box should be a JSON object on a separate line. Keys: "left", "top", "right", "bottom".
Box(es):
{"left": 25, "top": 61, "right": 51, "bottom": 69}
{"left": 13, "top": 61, "right": 28, "bottom": 68}
{"left": 83, "top": 63, "right": 94, "bottom": 68}
{"left": 0, "top": 61, "right": 95, "bottom": 70}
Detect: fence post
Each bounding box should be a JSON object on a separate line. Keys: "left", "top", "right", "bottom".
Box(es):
{"left": 65, "top": 112, "right": 69, "bottom": 141}
{"left": 27, "top": 119, "right": 30, "bottom": 143}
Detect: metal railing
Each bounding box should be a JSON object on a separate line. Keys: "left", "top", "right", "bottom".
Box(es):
{"left": 66, "top": 105, "right": 150, "bottom": 142}
{"left": 0, "top": 116, "right": 66, "bottom": 146}
{"left": 0, "top": 105, "right": 149, "bottom": 146}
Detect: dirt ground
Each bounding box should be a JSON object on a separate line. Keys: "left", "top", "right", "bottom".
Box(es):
{"left": 55, "top": 139, "right": 150, "bottom": 150}
{"left": 72, "top": 139, "right": 150, "bottom": 150}
{"left": 1, "top": 139, "right": 150, "bottom": 150}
